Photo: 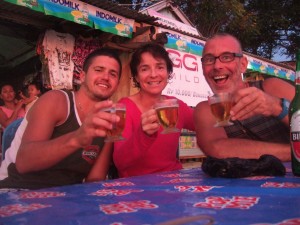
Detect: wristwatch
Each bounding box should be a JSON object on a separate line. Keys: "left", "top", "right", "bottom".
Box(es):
{"left": 277, "top": 98, "right": 290, "bottom": 120}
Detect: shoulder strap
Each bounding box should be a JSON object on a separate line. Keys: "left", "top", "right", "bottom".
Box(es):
{"left": 59, "top": 89, "right": 74, "bottom": 115}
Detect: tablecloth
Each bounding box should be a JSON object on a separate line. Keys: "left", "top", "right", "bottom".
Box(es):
{"left": 1, "top": 163, "right": 300, "bottom": 225}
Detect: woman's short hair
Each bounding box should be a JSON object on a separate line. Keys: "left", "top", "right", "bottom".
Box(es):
{"left": 130, "top": 43, "right": 173, "bottom": 88}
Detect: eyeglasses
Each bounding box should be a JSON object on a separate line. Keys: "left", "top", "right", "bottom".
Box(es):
{"left": 201, "top": 52, "right": 243, "bottom": 65}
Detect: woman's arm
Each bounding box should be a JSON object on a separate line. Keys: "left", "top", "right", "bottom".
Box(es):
{"left": 85, "top": 142, "right": 113, "bottom": 182}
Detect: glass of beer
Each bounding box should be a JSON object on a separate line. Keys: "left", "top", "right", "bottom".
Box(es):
{"left": 102, "top": 103, "right": 126, "bottom": 142}
{"left": 208, "top": 92, "right": 233, "bottom": 127}
{"left": 154, "top": 98, "right": 180, "bottom": 134}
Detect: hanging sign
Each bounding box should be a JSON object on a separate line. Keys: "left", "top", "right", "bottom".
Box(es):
{"left": 88, "top": 4, "right": 134, "bottom": 38}
{"left": 42, "top": 0, "right": 93, "bottom": 27}
{"left": 246, "top": 55, "right": 295, "bottom": 81}
{"left": 156, "top": 28, "right": 210, "bottom": 106}
{"left": 5, "top": 0, "right": 134, "bottom": 38}
{"left": 246, "top": 55, "right": 268, "bottom": 73}
{"left": 277, "top": 67, "right": 295, "bottom": 81}
{"left": 4, "top": 0, "right": 44, "bottom": 12}
{"left": 162, "top": 47, "right": 212, "bottom": 107}
{"left": 159, "top": 28, "right": 205, "bottom": 56}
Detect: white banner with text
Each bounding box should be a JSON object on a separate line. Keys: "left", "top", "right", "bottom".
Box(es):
{"left": 162, "top": 48, "right": 212, "bottom": 107}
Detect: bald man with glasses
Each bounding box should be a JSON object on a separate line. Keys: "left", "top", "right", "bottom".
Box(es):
{"left": 194, "top": 33, "right": 294, "bottom": 162}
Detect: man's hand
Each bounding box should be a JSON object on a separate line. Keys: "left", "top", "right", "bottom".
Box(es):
{"left": 74, "top": 100, "right": 119, "bottom": 147}
{"left": 230, "top": 87, "right": 280, "bottom": 121}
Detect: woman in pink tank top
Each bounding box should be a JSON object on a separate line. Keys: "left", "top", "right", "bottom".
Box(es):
{"left": 0, "top": 84, "right": 25, "bottom": 130}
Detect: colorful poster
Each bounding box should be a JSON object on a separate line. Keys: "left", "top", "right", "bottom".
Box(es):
{"left": 88, "top": 4, "right": 134, "bottom": 38}
{"left": 5, "top": 0, "right": 134, "bottom": 37}
{"left": 159, "top": 28, "right": 205, "bottom": 56}
{"left": 246, "top": 55, "right": 295, "bottom": 81}
{"left": 246, "top": 55, "right": 268, "bottom": 73}
{"left": 281, "top": 68, "right": 295, "bottom": 81}
{"left": 4, "top": 0, "right": 44, "bottom": 12}
{"left": 42, "top": 0, "right": 93, "bottom": 27}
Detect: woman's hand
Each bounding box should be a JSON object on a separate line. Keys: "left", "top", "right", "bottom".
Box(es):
{"left": 141, "top": 109, "right": 160, "bottom": 136}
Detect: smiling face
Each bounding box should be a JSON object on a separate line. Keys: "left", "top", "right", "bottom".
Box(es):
{"left": 81, "top": 55, "right": 120, "bottom": 101}
{"left": 0, "top": 85, "right": 16, "bottom": 103}
{"left": 202, "top": 35, "right": 248, "bottom": 94}
{"left": 135, "top": 52, "right": 169, "bottom": 96}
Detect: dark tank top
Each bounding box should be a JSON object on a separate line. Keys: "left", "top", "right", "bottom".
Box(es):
{"left": 0, "top": 90, "right": 105, "bottom": 189}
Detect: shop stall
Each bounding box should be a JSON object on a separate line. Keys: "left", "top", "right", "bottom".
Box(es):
{"left": 0, "top": 0, "right": 296, "bottom": 164}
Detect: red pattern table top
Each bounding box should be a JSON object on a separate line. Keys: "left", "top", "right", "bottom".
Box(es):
{"left": 1, "top": 163, "right": 300, "bottom": 225}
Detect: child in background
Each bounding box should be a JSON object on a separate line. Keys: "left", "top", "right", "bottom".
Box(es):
{"left": 19, "top": 82, "right": 42, "bottom": 112}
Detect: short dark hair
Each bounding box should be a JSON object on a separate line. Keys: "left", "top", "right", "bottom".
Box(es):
{"left": 82, "top": 48, "right": 122, "bottom": 78}
{"left": 130, "top": 43, "right": 173, "bottom": 88}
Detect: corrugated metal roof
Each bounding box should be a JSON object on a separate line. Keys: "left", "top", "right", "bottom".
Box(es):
{"left": 140, "top": 0, "right": 201, "bottom": 35}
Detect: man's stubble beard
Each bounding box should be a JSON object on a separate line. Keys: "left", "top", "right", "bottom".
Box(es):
{"left": 81, "top": 81, "right": 112, "bottom": 102}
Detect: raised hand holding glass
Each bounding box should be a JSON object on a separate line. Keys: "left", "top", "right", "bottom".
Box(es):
{"left": 102, "top": 103, "right": 126, "bottom": 142}
{"left": 208, "top": 92, "right": 233, "bottom": 127}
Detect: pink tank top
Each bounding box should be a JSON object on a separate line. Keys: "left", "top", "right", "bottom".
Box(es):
{"left": 0, "top": 106, "right": 25, "bottom": 129}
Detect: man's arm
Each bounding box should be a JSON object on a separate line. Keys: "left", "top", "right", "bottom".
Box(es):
{"left": 263, "top": 78, "right": 295, "bottom": 125}
{"left": 15, "top": 91, "right": 115, "bottom": 173}
{"left": 194, "top": 101, "right": 290, "bottom": 161}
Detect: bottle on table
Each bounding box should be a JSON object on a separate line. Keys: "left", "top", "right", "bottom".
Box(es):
{"left": 289, "top": 49, "right": 300, "bottom": 176}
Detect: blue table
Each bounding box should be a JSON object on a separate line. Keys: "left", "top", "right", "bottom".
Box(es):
{"left": 1, "top": 163, "right": 300, "bottom": 225}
